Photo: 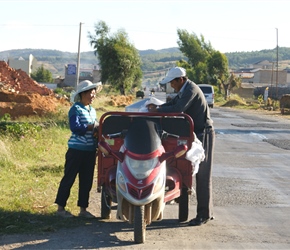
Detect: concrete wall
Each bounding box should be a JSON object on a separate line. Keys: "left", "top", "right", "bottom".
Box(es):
{"left": 250, "top": 69, "right": 287, "bottom": 85}
{"left": 92, "top": 69, "right": 101, "bottom": 83}
{"left": 287, "top": 72, "right": 290, "bottom": 84}
{"left": 29, "top": 54, "right": 38, "bottom": 76}
{"left": 62, "top": 65, "right": 101, "bottom": 88}
{"left": 232, "top": 87, "right": 254, "bottom": 99}
{"left": 42, "top": 83, "right": 58, "bottom": 90}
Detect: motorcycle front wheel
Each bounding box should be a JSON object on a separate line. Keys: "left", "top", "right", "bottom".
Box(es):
{"left": 134, "top": 205, "right": 146, "bottom": 243}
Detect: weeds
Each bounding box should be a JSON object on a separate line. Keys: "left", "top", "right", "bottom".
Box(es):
{"left": 0, "top": 123, "right": 82, "bottom": 234}
{"left": 0, "top": 93, "right": 131, "bottom": 235}
{"left": 5, "top": 122, "right": 42, "bottom": 139}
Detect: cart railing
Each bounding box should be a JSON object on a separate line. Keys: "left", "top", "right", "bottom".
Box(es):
{"left": 97, "top": 112, "right": 195, "bottom": 189}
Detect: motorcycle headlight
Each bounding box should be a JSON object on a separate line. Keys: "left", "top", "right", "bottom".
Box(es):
{"left": 125, "top": 155, "right": 158, "bottom": 179}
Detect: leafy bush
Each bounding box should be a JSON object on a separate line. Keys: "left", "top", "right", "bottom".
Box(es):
{"left": 54, "top": 87, "right": 73, "bottom": 98}
{"left": 0, "top": 113, "right": 11, "bottom": 122}
{"left": 5, "top": 122, "right": 42, "bottom": 140}
{"left": 0, "top": 114, "right": 43, "bottom": 140}
{"left": 258, "top": 94, "right": 264, "bottom": 106}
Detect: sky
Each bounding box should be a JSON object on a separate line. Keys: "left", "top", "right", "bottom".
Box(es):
{"left": 1, "top": 0, "right": 290, "bottom": 54}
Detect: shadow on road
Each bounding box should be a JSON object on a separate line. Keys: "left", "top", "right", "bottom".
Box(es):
{"left": 0, "top": 211, "right": 189, "bottom": 249}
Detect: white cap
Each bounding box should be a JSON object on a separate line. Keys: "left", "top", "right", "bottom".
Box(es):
{"left": 160, "top": 67, "right": 186, "bottom": 84}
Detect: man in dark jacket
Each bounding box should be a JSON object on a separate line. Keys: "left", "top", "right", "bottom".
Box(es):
{"left": 148, "top": 67, "right": 215, "bottom": 226}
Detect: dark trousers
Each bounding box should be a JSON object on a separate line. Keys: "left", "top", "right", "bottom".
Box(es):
{"left": 196, "top": 127, "right": 215, "bottom": 218}
{"left": 55, "top": 148, "right": 96, "bottom": 208}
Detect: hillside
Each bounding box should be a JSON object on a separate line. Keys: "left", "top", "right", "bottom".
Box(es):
{"left": 0, "top": 48, "right": 186, "bottom": 86}
{"left": 0, "top": 49, "right": 98, "bottom": 77}
{"left": 226, "top": 47, "right": 290, "bottom": 70}
{"left": 1, "top": 47, "right": 290, "bottom": 80}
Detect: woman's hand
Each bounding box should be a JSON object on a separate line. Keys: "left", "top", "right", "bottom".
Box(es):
{"left": 87, "top": 121, "right": 99, "bottom": 131}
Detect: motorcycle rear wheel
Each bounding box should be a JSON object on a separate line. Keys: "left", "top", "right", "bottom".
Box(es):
{"left": 178, "top": 187, "right": 189, "bottom": 222}
{"left": 101, "top": 186, "right": 112, "bottom": 219}
{"left": 134, "top": 205, "right": 146, "bottom": 243}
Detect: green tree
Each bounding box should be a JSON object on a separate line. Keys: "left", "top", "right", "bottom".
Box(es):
{"left": 226, "top": 73, "right": 242, "bottom": 99}
{"left": 177, "top": 29, "right": 213, "bottom": 67}
{"left": 31, "top": 65, "right": 53, "bottom": 83}
{"left": 207, "top": 51, "right": 242, "bottom": 99}
{"left": 177, "top": 29, "right": 214, "bottom": 84}
{"left": 88, "top": 21, "right": 142, "bottom": 95}
{"left": 207, "top": 51, "right": 229, "bottom": 95}
{"left": 176, "top": 29, "right": 234, "bottom": 96}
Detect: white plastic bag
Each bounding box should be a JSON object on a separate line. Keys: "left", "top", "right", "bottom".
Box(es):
{"left": 139, "top": 97, "right": 165, "bottom": 112}
{"left": 185, "top": 137, "right": 205, "bottom": 175}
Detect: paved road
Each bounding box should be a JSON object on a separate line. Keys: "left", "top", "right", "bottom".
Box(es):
{"left": 208, "top": 107, "right": 290, "bottom": 249}
{"left": 1, "top": 106, "right": 290, "bottom": 249}
{"left": 126, "top": 90, "right": 166, "bottom": 111}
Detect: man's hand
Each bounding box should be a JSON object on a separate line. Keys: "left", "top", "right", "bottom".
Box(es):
{"left": 147, "top": 104, "right": 158, "bottom": 112}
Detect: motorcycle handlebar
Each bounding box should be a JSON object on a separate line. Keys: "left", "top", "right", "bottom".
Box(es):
{"left": 106, "top": 130, "right": 179, "bottom": 139}
{"left": 107, "top": 130, "right": 128, "bottom": 139}
{"left": 160, "top": 130, "right": 179, "bottom": 139}
{"left": 107, "top": 132, "right": 122, "bottom": 139}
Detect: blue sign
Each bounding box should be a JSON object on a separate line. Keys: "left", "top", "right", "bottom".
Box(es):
{"left": 67, "top": 64, "right": 76, "bottom": 75}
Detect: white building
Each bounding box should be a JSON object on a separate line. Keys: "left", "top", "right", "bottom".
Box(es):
{"left": 8, "top": 54, "right": 38, "bottom": 77}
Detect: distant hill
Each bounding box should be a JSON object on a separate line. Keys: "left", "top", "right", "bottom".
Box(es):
{"left": 226, "top": 47, "right": 290, "bottom": 70}
{"left": 1, "top": 47, "right": 290, "bottom": 79}
{"left": 0, "top": 48, "right": 186, "bottom": 79}
{"left": 0, "top": 49, "right": 98, "bottom": 77}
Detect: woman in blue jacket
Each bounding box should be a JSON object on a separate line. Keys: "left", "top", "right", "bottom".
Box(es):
{"left": 55, "top": 80, "right": 102, "bottom": 218}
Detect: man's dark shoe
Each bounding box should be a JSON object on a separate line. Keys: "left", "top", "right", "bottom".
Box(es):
{"left": 188, "top": 216, "right": 214, "bottom": 226}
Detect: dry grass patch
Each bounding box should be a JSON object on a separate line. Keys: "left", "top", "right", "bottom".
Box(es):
{"left": 108, "top": 95, "right": 134, "bottom": 107}
{"left": 222, "top": 99, "right": 248, "bottom": 107}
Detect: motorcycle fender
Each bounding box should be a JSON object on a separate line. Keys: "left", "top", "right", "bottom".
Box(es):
{"left": 104, "top": 165, "right": 117, "bottom": 202}
{"left": 116, "top": 189, "right": 165, "bottom": 225}
{"left": 164, "top": 166, "right": 182, "bottom": 203}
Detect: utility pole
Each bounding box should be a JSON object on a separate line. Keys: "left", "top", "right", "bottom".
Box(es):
{"left": 75, "top": 22, "right": 83, "bottom": 90}
{"left": 270, "top": 62, "right": 274, "bottom": 98}
{"left": 275, "top": 28, "right": 278, "bottom": 99}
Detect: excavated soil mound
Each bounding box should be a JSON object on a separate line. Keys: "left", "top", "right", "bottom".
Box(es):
{"left": 0, "top": 91, "right": 68, "bottom": 118}
{"left": 0, "top": 61, "right": 69, "bottom": 118}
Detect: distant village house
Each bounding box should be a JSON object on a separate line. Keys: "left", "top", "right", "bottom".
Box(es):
{"left": 6, "top": 54, "right": 102, "bottom": 89}
{"left": 8, "top": 54, "right": 38, "bottom": 77}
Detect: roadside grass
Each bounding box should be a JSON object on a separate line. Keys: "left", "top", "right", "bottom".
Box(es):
{"left": 216, "top": 92, "right": 277, "bottom": 111}
{"left": 0, "top": 126, "right": 88, "bottom": 234}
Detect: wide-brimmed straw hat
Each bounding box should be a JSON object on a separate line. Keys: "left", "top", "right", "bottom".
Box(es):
{"left": 71, "top": 80, "right": 102, "bottom": 102}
